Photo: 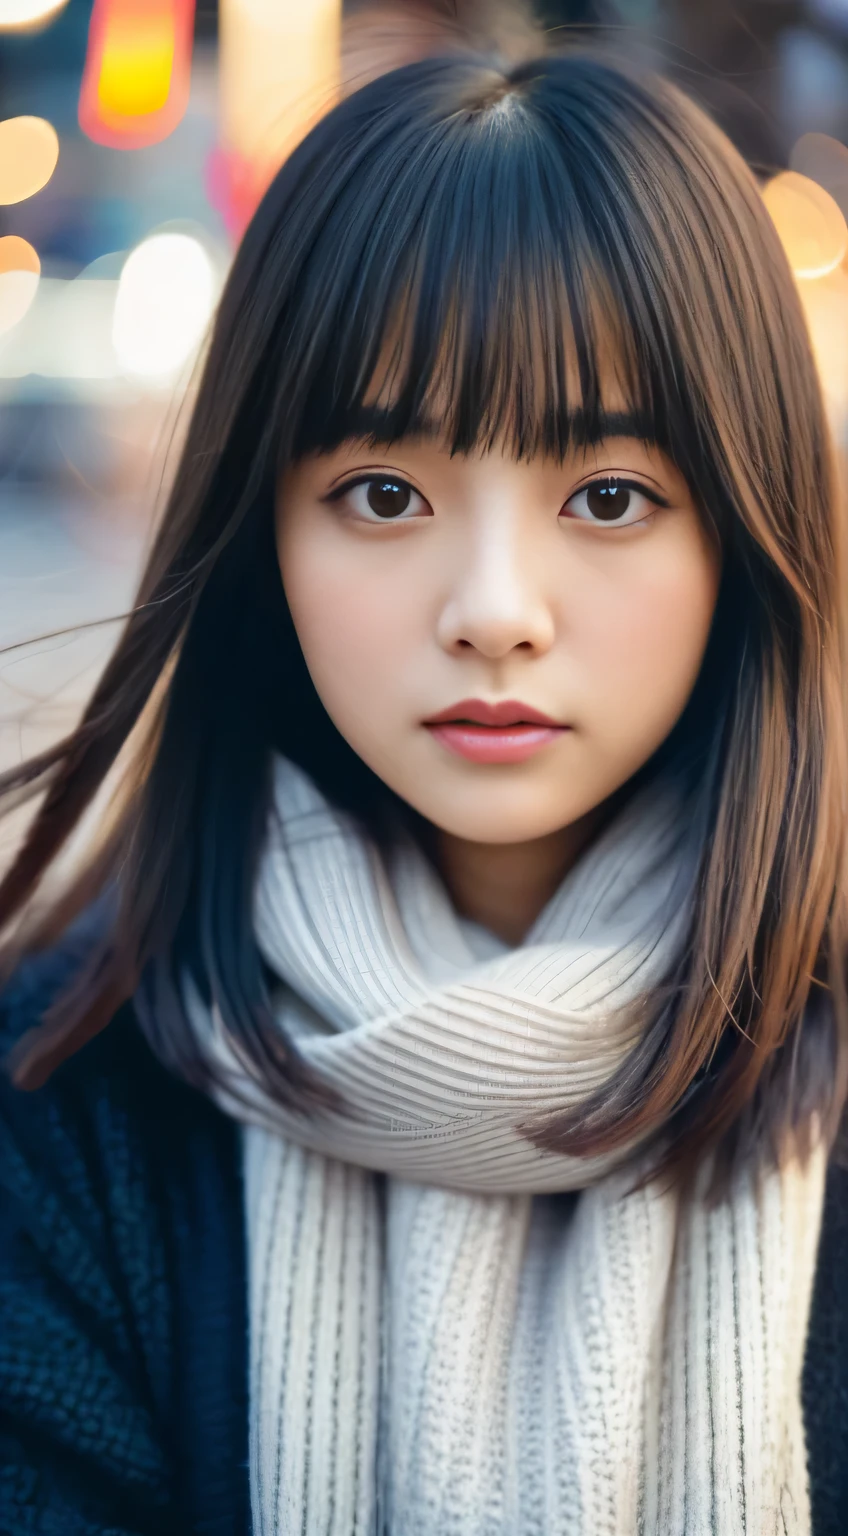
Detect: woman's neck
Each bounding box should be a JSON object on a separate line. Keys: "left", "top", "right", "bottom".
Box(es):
{"left": 433, "top": 810, "right": 604, "bottom": 946}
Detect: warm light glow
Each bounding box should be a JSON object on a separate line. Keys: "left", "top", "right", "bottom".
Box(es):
{"left": 797, "top": 265, "right": 848, "bottom": 424}
{"left": 111, "top": 232, "right": 215, "bottom": 380}
{"left": 0, "top": 235, "right": 41, "bottom": 276}
{"left": 98, "top": 15, "right": 175, "bottom": 117}
{"left": 0, "top": 116, "right": 59, "bottom": 204}
{"left": 0, "top": 0, "right": 69, "bottom": 28}
{"left": 215, "top": 0, "right": 341, "bottom": 235}
{"left": 790, "top": 132, "right": 848, "bottom": 220}
{"left": 79, "top": 0, "right": 195, "bottom": 150}
{"left": 763, "top": 170, "right": 848, "bottom": 279}
{"left": 0, "top": 235, "right": 40, "bottom": 336}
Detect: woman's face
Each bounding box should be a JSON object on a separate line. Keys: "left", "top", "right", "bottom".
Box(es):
{"left": 277, "top": 424, "right": 720, "bottom": 845}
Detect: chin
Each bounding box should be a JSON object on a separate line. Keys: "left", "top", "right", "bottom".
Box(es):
{"left": 410, "top": 790, "right": 592, "bottom": 846}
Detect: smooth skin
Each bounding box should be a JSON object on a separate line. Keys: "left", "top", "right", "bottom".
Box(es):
{"left": 277, "top": 428, "right": 720, "bottom": 943}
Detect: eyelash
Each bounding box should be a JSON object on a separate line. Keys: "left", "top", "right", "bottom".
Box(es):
{"left": 324, "top": 473, "right": 669, "bottom": 526}
{"left": 325, "top": 475, "right": 431, "bottom": 523}
{"left": 562, "top": 477, "right": 669, "bottom": 527}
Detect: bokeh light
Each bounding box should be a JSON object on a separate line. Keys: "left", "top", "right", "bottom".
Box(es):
{"left": 0, "top": 116, "right": 59, "bottom": 205}
{"left": 763, "top": 170, "right": 848, "bottom": 279}
{"left": 79, "top": 0, "right": 196, "bottom": 150}
{"left": 790, "top": 132, "right": 848, "bottom": 220}
{"left": 111, "top": 231, "right": 215, "bottom": 381}
{"left": 0, "top": 0, "right": 69, "bottom": 28}
{"left": 0, "top": 273, "right": 118, "bottom": 381}
{"left": 0, "top": 235, "right": 40, "bottom": 336}
{"left": 214, "top": 0, "right": 341, "bottom": 234}
{"left": 797, "top": 266, "right": 848, "bottom": 418}
{"left": 764, "top": 162, "right": 848, "bottom": 430}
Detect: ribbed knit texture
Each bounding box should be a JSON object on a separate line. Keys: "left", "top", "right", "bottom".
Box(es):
{"left": 188, "top": 757, "right": 827, "bottom": 1536}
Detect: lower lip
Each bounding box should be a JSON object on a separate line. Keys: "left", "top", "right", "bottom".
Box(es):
{"left": 425, "top": 723, "right": 568, "bottom": 764}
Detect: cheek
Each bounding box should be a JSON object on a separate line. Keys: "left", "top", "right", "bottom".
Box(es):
{"left": 572, "top": 525, "right": 719, "bottom": 741}
{"left": 280, "top": 534, "right": 418, "bottom": 723}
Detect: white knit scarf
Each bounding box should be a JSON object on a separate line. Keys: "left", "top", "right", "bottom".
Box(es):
{"left": 192, "top": 756, "right": 826, "bottom": 1536}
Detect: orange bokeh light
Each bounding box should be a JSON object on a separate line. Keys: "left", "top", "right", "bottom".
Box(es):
{"left": 763, "top": 170, "right": 848, "bottom": 280}
{"left": 0, "top": 235, "right": 40, "bottom": 336}
{"left": 213, "top": 0, "right": 341, "bottom": 237}
{"left": 0, "top": 116, "right": 59, "bottom": 204}
{"left": 79, "top": 0, "right": 195, "bottom": 150}
{"left": 0, "top": 235, "right": 40, "bottom": 276}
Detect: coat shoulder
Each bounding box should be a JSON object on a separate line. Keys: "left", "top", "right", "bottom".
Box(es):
{"left": 804, "top": 1158, "right": 848, "bottom": 1534}
{"left": 0, "top": 913, "right": 250, "bottom": 1536}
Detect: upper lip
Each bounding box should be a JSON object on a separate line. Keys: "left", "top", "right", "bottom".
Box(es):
{"left": 424, "top": 698, "right": 564, "bottom": 727}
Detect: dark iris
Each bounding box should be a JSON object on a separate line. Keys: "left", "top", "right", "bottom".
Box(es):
{"left": 586, "top": 479, "right": 630, "bottom": 521}
{"left": 367, "top": 479, "right": 411, "bottom": 518}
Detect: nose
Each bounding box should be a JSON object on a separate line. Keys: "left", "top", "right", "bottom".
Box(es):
{"left": 435, "top": 514, "right": 556, "bottom": 660}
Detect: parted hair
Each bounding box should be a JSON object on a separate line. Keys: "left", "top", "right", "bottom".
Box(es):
{"left": 2, "top": 47, "right": 847, "bottom": 1186}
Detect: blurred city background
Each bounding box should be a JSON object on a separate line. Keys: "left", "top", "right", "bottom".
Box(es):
{"left": 1, "top": 0, "right": 848, "bottom": 824}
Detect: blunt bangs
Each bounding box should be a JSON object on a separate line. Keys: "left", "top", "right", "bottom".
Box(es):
{"left": 270, "top": 58, "right": 699, "bottom": 472}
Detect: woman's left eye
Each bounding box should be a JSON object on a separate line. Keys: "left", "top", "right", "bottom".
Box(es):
{"left": 330, "top": 476, "right": 431, "bottom": 522}
{"left": 560, "top": 476, "right": 664, "bottom": 526}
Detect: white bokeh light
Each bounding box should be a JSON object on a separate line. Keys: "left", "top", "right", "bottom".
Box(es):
{"left": 0, "top": 270, "right": 40, "bottom": 336}
{"left": 112, "top": 232, "right": 216, "bottom": 383}
{"left": 0, "top": 0, "right": 70, "bottom": 27}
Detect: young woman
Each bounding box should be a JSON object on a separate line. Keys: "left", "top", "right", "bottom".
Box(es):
{"left": 2, "top": 46, "right": 848, "bottom": 1536}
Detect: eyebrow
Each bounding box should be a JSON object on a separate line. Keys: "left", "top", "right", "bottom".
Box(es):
{"left": 337, "top": 405, "right": 659, "bottom": 450}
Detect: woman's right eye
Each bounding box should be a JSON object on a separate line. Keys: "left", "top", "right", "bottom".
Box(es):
{"left": 328, "top": 476, "right": 432, "bottom": 523}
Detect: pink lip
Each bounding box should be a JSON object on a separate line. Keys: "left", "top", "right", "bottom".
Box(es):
{"left": 425, "top": 698, "right": 562, "bottom": 727}
{"left": 423, "top": 698, "right": 569, "bottom": 764}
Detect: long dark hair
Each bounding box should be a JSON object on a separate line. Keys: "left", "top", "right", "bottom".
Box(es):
{"left": 2, "top": 48, "right": 847, "bottom": 1183}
